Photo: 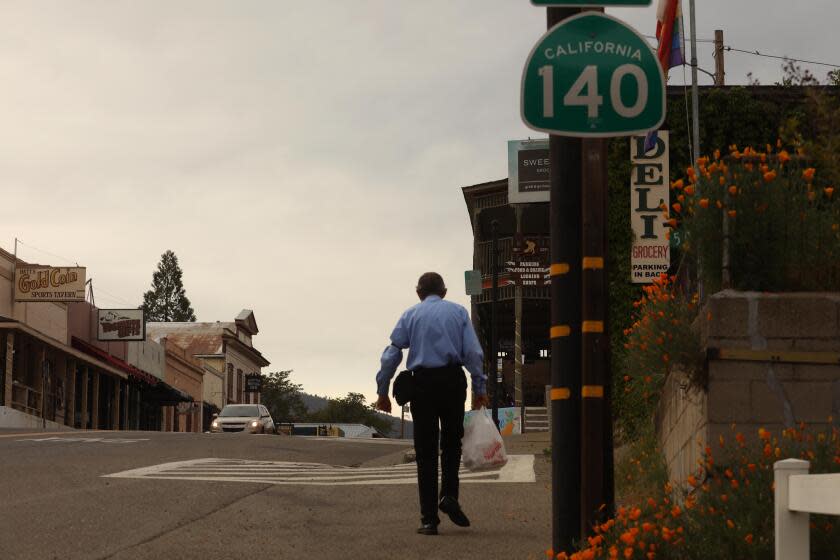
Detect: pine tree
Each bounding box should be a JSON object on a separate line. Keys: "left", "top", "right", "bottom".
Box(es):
{"left": 140, "top": 250, "right": 196, "bottom": 322}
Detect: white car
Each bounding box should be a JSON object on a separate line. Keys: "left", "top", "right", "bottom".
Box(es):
{"left": 210, "top": 404, "right": 276, "bottom": 434}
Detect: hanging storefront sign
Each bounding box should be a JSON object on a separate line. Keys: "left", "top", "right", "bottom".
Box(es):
{"left": 630, "top": 131, "right": 670, "bottom": 283}
{"left": 97, "top": 309, "right": 146, "bottom": 342}
{"left": 508, "top": 139, "right": 551, "bottom": 203}
{"left": 245, "top": 373, "right": 263, "bottom": 393}
{"left": 14, "top": 266, "right": 86, "bottom": 302}
{"left": 506, "top": 235, "right": 550, "bottom": 286}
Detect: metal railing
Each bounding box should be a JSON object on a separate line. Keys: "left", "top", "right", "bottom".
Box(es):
{"left": 11, "top": 380, "right": 41, "bottom": 417}
{"left": 774, "top": 458, "right": 840, "bottom": 559}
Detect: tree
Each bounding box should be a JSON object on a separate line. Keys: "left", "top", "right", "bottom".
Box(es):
{"left": 140, "top": 250, "right": 196, "bottom": 322}
{"left": 307, "top": 392, "right": 393, "bottom": 436}
{"left": 260, "top": 370, "right": 307, "bottom": 422}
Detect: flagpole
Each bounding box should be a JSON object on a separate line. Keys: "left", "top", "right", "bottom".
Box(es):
{"left": 689, "top": 0, "right": 700, "bottom": 165}
{"left": 688, "top": 0, "right": 702, "bottom": 299}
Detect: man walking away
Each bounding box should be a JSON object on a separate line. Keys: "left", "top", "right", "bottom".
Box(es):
{"left": 375, "top": 272, "right": 489, "bottom": 535}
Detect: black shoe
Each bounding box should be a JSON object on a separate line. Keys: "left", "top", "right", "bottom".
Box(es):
{"left": 439, "top": 496, "right": 471, "bottom": 527}
{"left": 416, "top": 522, "right": 438, "bottom": 535}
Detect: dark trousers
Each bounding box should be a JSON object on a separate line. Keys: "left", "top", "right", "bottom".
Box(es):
{"left": 410, "top": 366, "right": 467, "bottom": 524}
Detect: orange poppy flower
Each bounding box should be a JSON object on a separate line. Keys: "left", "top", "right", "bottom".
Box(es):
{"left": 826, "top": 187, "right": 835, "bottom": 198}
{"left": 699, "top": 198, "right": 710, "bottom": 208}
{"left": 803, "top": 168, "right": 816, "bottom": 181}
{"left": 684, "top": 185, "right": 695, "bottom": 196}
{"left": 763, "top": 170, "right": 777, "bottom": 183}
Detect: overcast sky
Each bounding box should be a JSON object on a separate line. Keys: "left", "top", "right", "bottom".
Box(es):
{"left": 1, "top": 1, "right": 835, "bottom": 409}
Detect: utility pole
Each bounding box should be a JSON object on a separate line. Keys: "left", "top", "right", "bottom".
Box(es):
{"left": 715, "top": 29, "right": 731, "bottom": 290}
{"left": 714, "top": 29, "right": 725, "bottom": 86}
{"left": 580, "top": 139, "right": 611, "bottom": 533}
{"left": 547, "top": 7, "right": 582, "bottom": 553}
{"left": 490, "top": 219, "right": 500, "bottom": 429}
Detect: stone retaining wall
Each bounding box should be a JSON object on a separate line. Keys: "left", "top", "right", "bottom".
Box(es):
{"left": 657, "top": 290, "right": 840, "bottom": 485}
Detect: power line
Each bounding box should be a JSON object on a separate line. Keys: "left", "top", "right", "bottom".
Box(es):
{"left": 643, "top": 34, "right": 840, "bottom": 70}
{"left": 16, "top": 238, "right": 137, "bottom": 308}
{"left": 16, "top": 239, "right": 78, "bottom": 266}
{"left": 91, "top": 285, "right": 137, "bottom": 308}
{"left": 643, "top": 34, "right": 715, "bottom": 44}
{"left": 723, "top": 46, "right": 840, "bottom": 69}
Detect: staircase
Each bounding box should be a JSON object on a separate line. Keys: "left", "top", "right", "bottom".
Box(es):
{"left": 523, "top": 406, "right": 549, "bottom": 433}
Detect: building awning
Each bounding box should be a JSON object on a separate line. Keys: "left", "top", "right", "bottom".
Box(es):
{"left": 0, "top": 321, "right": 127, "bottom": 380}
{"left": 142, "top": 381, "right": 193, "bottom": 405}
{"left": 71, "top": 337, "right": 160, "bottom": 386}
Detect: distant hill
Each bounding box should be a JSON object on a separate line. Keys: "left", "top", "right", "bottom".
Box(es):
{"left": 299, "top": 392, "right": 413, "bottom": 439}
{"left": 299, "top": 393, "right": 330, "bottom": 414}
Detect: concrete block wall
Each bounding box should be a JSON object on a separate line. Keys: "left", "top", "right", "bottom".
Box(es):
{"left": 657, "top": 290, "right": 840, "bottom": 485}
{"left": 656, "top": 370, "right": 707, "bottom": 486}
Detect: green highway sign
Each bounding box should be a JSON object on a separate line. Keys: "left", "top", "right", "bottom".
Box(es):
{"left": 531, "top": 1, "right": 651, "bottom": 5}
{"left": 521, "top": 12, "right": 665, "bottom": 138}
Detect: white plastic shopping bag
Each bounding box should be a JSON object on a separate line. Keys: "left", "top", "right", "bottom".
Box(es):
{"left": 462, "top": 407, "right": 508, "bottom": 471}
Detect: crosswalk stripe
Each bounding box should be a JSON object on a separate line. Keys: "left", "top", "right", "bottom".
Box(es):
{"left": 103, "top": 455, "right": 535, "bottom": 486}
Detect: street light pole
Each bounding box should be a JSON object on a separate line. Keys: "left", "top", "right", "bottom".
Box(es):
{"left": 490, "top": 219, "right": 500, "bottom": 429}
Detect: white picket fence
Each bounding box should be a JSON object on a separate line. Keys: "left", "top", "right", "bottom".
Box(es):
{"left": 774, "top": 459, "right": 840, "bottom": 559}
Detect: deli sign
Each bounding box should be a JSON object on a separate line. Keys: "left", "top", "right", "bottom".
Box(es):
{"left": 630, "top": 131, "right": 670, "bottom": 283}
{"left": 98, "top": 309, "right": 145, "bottom": 342}
{"left": 15, "top": 266, "right": 86, "bottom": 302}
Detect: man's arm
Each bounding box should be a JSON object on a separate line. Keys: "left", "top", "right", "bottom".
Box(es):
{"left": 375, "top": 313, "right": 409, "bottom": 397}
{"left": 460, "top": 310, "right": 487, "bottom": 396}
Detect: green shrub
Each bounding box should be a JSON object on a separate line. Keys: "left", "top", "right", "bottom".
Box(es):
{"left": 552, "top": 424, "right": 840, "bottom": 560}
{"left": 674, "top": 147, "right": 840, "bottom": 292}
{"left": 616, "top": 275, "right": 703, "bottom": 438}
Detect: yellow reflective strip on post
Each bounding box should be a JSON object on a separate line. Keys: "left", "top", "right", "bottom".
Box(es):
{"left": 550, "top": 325, "right": 571, "bottom": 338}
{"left": 551, "top": 388, "right": 570, "bottom": 401}
{"left": 581, "top": 321, "right": 605, "bottom": 333}
{"left": 581, "top": 385, "right": 604, "bottom": 398}
{"left": 550, "top": 263, "right": 570, "bottom": 276}
{"left": 582, "top": 257, "right": 604, "bottom": 270}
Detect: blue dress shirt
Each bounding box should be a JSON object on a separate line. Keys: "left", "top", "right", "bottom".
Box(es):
{"left": 376, "top": 295, "right": 487, "bottom": 397}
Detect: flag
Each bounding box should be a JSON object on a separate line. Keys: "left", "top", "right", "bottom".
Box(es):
{"left": 656, "top": 0, "right": 685, "bottom": 74}
{"left": 645, "top": 0, "right": 685, "bottom": 152}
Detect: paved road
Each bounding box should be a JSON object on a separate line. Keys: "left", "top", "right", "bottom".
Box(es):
{"left": 0, "top": 430, "right": 551, "bottom": 560}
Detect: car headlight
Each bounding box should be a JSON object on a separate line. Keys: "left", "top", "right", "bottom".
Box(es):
{"left": 251, "top": 421, "right": 259, "bottom": 428}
